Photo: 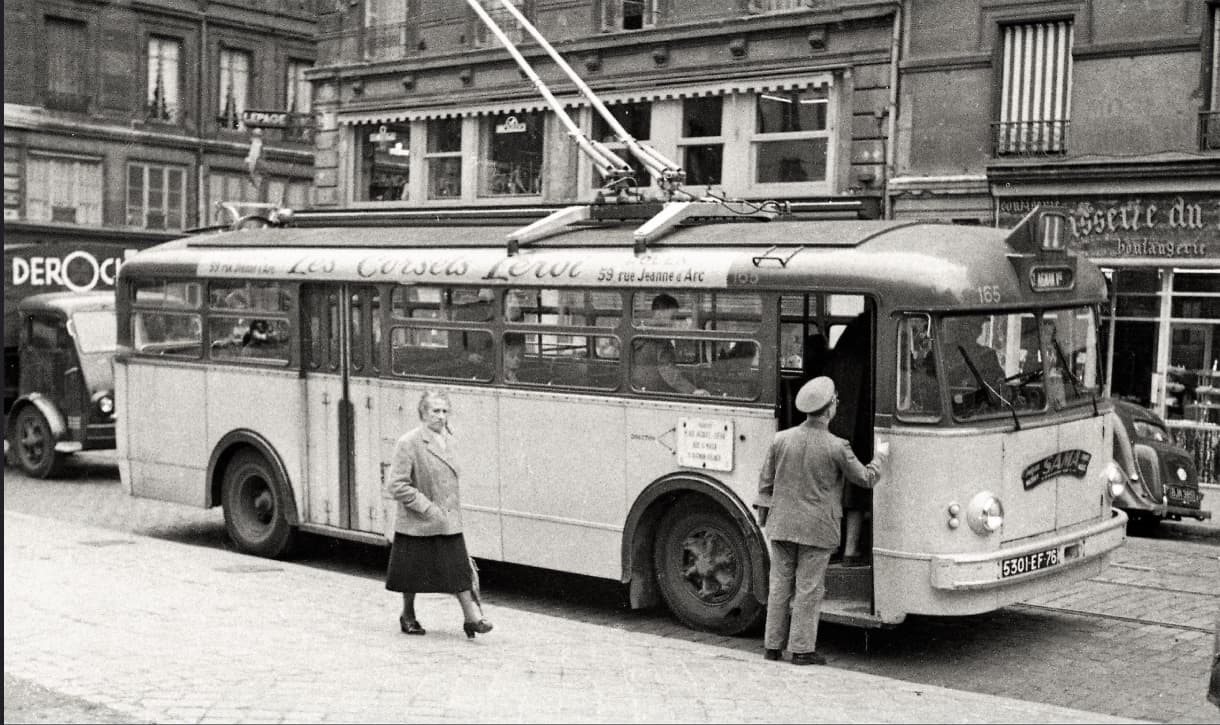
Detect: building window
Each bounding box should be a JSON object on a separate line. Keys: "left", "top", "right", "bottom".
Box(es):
{"left": 995, "top": 20, "right": 1073, "bottom": 156}
{"left": 592, "top": 102, "right": 653, "bottom": 189}
{"left": 45, "top": 17, "right": 89, "bottom": 111}
{"left": 25, "top": 154, "right": 103, "bottom": 225}
{"left": 267, "top": 178, "right": 311, "bottom": 209}
{"left": 127, "top": 163, "right": 186, "bottom": 230}
{"left": 1202, "top": 7, "right": 1220, "bottom": 150}
{"left": 426, "top": 118, "right": 463, "bottom": 199}
{"left": 286, "top": 60, "right": 312, "bottom": 114}
{"left": 752, "top": 86, "right": 830, "bottom": 184}
{"left": 680, "top": 96, "right": 723, "bottom": 186}
{"left": 365, "top": 0, "right": 411, "bottom": 62}
{"left": 208, "top": 170, "right": 259, "bottom": 224}
{"left": 601, "top": 0, "right": 656, "bottom": 32}
{"left": 473, "top": 0, "right": 527, "bottom": 46}
{"left": 218, "top": 47, "right": 252, "bottom": 130}
{"left": 480, "top": 112, "right": 543, "bottom": 197}
{"left": 146, "top": 36, "right": 182, "bottom": 123}
{"left": 359, "top": 123, "right": 411, "bottom": 201}
{"left": 746, "top": 0, "right": 814, "bottom": 12}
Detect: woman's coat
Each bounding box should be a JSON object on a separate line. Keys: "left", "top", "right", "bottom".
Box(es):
{"left": 384, "top": 425, "right": 464, "bottom": 537}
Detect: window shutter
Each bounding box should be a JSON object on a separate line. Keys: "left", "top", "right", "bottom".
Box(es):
{"left": 999, "top": 20, "right": 1073, "bottom": 154}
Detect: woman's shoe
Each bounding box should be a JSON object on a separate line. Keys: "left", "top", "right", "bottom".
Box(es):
{"left": 462, "top": 619, "right": 493, "bottom": 639}
{"left": 399, "top": 616, "right": 426, "bottom": 635}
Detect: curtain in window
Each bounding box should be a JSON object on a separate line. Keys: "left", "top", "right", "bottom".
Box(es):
{"left": 26, "top": 156, "right": 103, "bottom": 225}
{"left": 219, "top": 49, "right": 251, "bottom": 128}
{"left": 999, "top": 21, "right": 1073, "bottom": 154}
{"left": 147, "top": 37, "right": 181, "bottom": 122}
{"left": 286, "top": 61, "right": 312, "bottom": 113}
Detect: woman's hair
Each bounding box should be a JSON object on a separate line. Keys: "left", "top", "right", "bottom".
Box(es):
{"left": 417, "top": 389, "right": 452, "bottom": 419}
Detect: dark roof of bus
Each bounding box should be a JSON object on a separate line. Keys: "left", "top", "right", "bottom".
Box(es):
{"left": 18, "top": 291, "right": 115, "bottom": 314}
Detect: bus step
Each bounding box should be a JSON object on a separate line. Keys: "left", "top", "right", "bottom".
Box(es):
{"left": 826, "top": 565, "right": 872, "bottom": 601}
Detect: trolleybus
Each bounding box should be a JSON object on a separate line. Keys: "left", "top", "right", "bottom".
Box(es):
{"left": 113, "top": 203, "right": 1128, "bottom": 633}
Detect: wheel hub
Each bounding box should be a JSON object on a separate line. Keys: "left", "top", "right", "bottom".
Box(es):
{"left": 679, "top": 527, "right": 739, "bottom": 604}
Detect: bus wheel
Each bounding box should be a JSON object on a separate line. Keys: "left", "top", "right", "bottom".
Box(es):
{"left": 12, "top": 407, "right": 63, "bottom": 479}
{"left": 653, "top": 502, "right": 763, "bottom": 635}
{"left": 221, "top": 450, "right": 295, "bottom": 558}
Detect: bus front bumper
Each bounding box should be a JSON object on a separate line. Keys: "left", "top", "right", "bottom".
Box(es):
{"left": 928, "top": 510, "right": 1127, "bottom": 591}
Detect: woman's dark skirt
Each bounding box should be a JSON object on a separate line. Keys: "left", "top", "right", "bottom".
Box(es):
{"left": 385, "top": 532, "right": 472, "bottom": 594}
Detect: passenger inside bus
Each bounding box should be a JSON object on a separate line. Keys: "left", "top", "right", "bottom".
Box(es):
{"left": 826, "top": 310, "right": 874, "bottom": 567}
{"left": 631, "top": 293, "right": 708, "bottom": 396}
{"left": 905, "top": 315, "right": 940, "bottom": 413}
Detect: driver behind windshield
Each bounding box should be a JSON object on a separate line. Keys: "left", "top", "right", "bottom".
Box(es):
{"left": 943, "top": 317, "right": 1007, "bottom": 409}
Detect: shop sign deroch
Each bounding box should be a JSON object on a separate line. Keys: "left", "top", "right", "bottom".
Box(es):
{"left": 998, "top": 193, "right": 1220, "bottom": 262}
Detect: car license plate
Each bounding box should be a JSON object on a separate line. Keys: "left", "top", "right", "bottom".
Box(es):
{"left": 1000, "top": 548, "right": 1060, "bottom": 578}
{"left": 1166, "top": 485, "right": 1201, "bottom": 506}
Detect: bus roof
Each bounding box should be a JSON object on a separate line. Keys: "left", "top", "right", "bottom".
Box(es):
{"left": 122, "top": 219, "right": 1108, "bottom": 311}
{"left": 18, "top": 291, "right": 115, "bottom": 315}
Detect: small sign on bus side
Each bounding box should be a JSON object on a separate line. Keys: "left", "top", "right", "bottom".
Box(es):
{"left": 676, "top": 417, "right": 734, "bottom": 472}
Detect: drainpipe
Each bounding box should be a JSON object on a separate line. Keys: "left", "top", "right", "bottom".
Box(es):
{"left": 882, "top": 0, "right": 904, "bottom": 220}
{"left": 197, "top": 1, "right": 209, "bottom": 226}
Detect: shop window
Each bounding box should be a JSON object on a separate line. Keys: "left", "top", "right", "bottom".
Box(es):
{"left": 25, "top": 154, "right": 103, "bottom": 225}
{"left": 480, "top": 112, "right": 543, "bottom": 197}
{"left": 592, "top": 102, "right": 653, "bottom": 189}
{"left": 752, "top": 87, "right": 830, "bottom": 185}
{"left": 1166, "top": 272, "right": 1220, "bottom": 427}
{"left": 45, "top": 17, "right": 89, "bottom": 112}
{"left": 359, "top": 123, "right": 411, "bottom": 202}
{"left": 426, "top": 118, "right": 463, "bottom": 199}
{"left": 994, "top": 20, "right": 1072, "bottom": 156}
{"left": 680, "top": 96, "right": 723, "bottom": 186}
{"left": 146, "top": 36, "right": 182, "bottom": 123}
{"left": 218, "top": 47, "right": 251, "bottom": 129}
{"left": 127, "top": 162, "right": 186, "bottom": 230}
{"left": 267, "top": 178, "right": 311, "bottom": 209}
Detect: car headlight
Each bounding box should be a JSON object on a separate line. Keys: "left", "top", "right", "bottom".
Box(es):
{"left": 966, "top": 492, "right": 1004, "bottom": 535}
{"left": 97, "top": 395, "right": 114, "bottom": 415}
{"left": 1100, "top": 461, "right": 1126, "bottom": 499}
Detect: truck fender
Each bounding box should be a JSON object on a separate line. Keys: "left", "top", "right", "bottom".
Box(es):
{"left": 206, "top": 429, "right": 300, "bottom": 526}
{"left": 8, "top": 393, "right": 68, "bottom": 443}
{"left": 621, "top": 472, "right": 769, "bottom": 610}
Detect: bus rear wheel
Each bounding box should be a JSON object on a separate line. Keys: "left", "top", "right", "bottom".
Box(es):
{"left": 653, "top": 501, "right": 763, "bottom": 635}
{"left": 12, "top": 407, "right": 63, "bottom": 479}
{"left": 221, "top": 450, "right": 295, "bottom": 558}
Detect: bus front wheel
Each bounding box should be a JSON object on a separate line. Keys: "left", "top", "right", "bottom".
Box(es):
{"left": 653, "top": 501, "right": 763, "bottom": 635}
{"left": 12, "top": 407, "right": 63, "bottom": 479}
{"left": 221, "top": 450, "right": 295, "bottom": 558}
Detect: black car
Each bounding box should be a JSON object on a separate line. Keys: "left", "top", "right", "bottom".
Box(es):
{"left": 1110, "top": 399, "right": 1210, "bottom": 528}
{"left": 5, "top": 291, "right": 116, "bottom": 478}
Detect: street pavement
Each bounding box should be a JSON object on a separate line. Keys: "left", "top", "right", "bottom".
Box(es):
{"left": 3, "top": 510, "right": 1145, "bottom": 725}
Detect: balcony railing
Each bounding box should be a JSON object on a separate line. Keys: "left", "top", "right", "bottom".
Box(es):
{"left": 1199, "top": 111, "right": 1220, "bottom": 151}
{"left": 992, "top": 120, "right": 1070, "bottom": 157}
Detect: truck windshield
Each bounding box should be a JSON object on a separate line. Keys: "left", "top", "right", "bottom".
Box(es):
{"left": 71, "top": 310, "right": 117, "bottom": 354}
{"left": 897, "top": 307, "right": 1100, "bottom": 421}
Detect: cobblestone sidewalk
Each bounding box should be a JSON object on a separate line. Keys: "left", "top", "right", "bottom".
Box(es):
{"left": 4, "top": 510, "right": 1142, "bottom": 724}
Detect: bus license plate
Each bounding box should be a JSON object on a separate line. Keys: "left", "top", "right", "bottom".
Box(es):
{"left": 1000, "top": 548, "right": 1059, "bottom": 578}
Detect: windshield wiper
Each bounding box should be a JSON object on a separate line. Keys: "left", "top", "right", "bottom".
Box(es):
{"left": 1052, "top": 338, "right": 1099, "bottom": 416}
{"left": 957, "top": 345, "right": 1021, "bottom": 431}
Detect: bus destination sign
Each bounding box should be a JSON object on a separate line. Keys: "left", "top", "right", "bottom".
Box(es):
{"left": 1028, "top": 265, "right": 1074, "bottom": 292}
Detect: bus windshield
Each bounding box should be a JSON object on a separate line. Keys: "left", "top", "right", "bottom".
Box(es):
{"left": 71, "top": 310, "right": 118, "bottom": 354}
{"left": 899, "top": 307, "right": 1100, "bottom": 421}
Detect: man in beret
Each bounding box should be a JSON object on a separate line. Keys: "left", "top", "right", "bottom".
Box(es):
{"left": 755, "top": 376, "right": 889, "bottom": 665}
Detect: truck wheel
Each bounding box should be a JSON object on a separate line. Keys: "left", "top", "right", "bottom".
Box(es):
{"left": 653, "top": 501, "right": 763, "bottom": 635}
{"left": 12, "top": 407, "right": 63, "bottom": 479}
{"left": 221, "top": 450, "right": 295, "bottom": 558}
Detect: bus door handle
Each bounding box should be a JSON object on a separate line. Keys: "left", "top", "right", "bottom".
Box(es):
{"left": 321, "top": 391, "right": 329, "bottom": 405}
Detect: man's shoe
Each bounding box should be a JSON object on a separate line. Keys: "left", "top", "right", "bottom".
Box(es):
{"left": 763, "top": 648, "right": 783, "bottom": 661}
{"left": 791, "top": 652, "right": 827, "bottom": 666}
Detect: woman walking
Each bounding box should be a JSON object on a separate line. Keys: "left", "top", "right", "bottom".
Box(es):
{"left": 385, "top": 389, "right": 493, "bottom": 638}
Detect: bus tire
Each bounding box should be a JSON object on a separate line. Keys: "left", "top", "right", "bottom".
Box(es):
{"left": 221, "top": 449, "right": 296, "bottom": 558}
{"left": 12, "top": 407, "right": 63, "bottom": 479}
{"left": 653, "top": 501, "right": 763, "bottom": 635}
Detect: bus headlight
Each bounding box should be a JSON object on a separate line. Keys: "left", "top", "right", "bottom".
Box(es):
{"left": 96, "top": 394, "right": 114, "bottom": 415}
{"left": 966, "top": 492, "right": 1004, "bottom": 535}
{"left": 1100, "top": 461, "right": 1126, "bottom": 499}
